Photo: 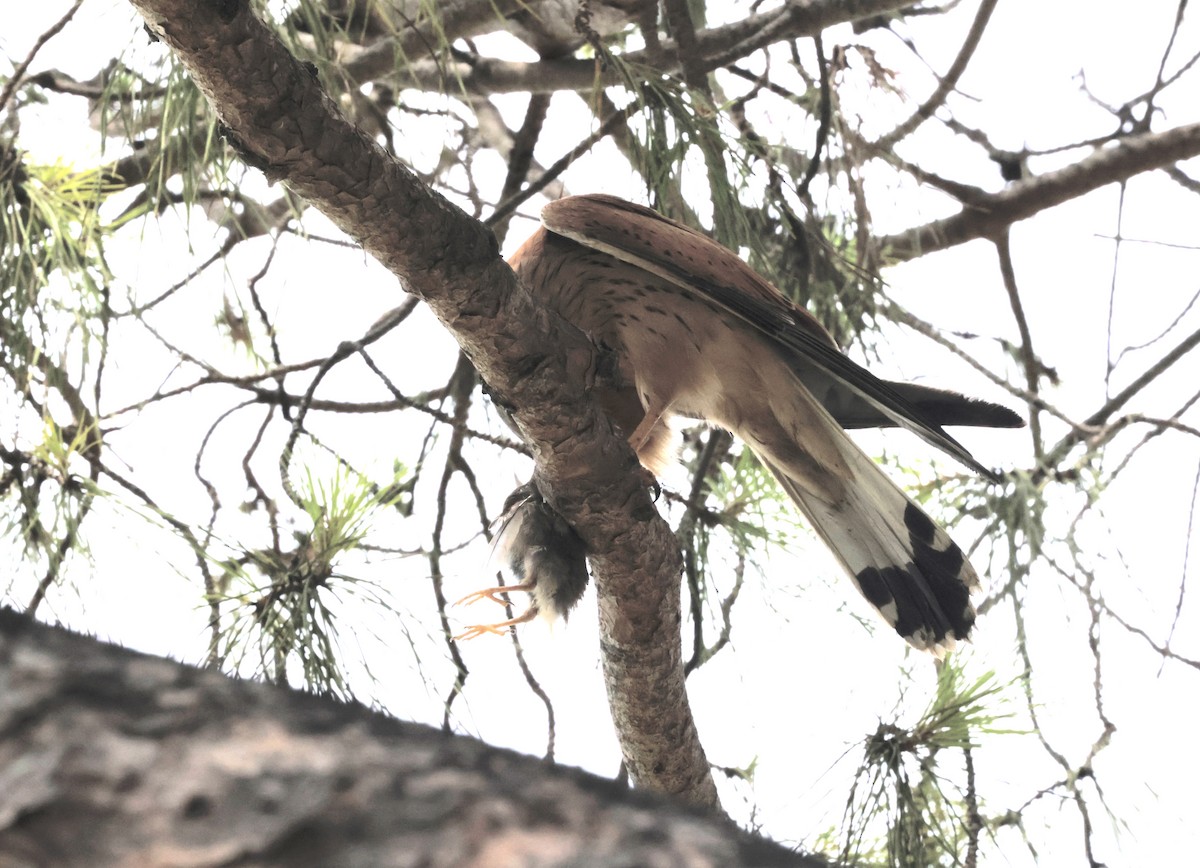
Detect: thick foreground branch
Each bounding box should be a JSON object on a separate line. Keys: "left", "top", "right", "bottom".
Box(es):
{"left": 128, "top": 0, "right": 714, "bottom": 807}
{"left": 0, "top": 610, "right": 825, "bottom": 867}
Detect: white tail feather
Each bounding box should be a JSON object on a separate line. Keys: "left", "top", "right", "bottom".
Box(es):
{"left": 749, "top": 397, "right": 979, "bottom": 655}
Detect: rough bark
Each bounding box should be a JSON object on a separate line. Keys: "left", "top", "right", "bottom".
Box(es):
{"left": 0, "top": 609, "right": 827, "bottom": 867}
{"left": 126, "top": 0, "right": 716, "bottom": 808}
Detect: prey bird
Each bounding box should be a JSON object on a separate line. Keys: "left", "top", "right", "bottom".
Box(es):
{"left": 458, "top": 194, "right": 1021, "bottom": 654}
{"left": 455, "top": 482, "right": 590, "bottom": 641}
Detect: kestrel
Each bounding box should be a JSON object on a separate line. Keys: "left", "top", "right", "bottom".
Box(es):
{"left": 460, "top": 194, "right": 1021, "bottom": 654}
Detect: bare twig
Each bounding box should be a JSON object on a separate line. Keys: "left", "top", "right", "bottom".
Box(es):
{"left": 994, "top": 232, "right": 1043, "bottom": 458}
{"left": 874, "top": 0, "right": 999, "bottom": 151}
{"left": 877, "top": 122, "right": 1200, "bottom": 260}
{"left": 0, "top": 0, "right": 85, "bottom": 114}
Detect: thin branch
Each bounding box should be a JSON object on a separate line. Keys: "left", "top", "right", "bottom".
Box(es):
{"left": 490, "top": 92, "right": 551, "bottom": 243}
{"left": 994, "top": 232, "right": 1043, "bottom": 458}
{"left": 1046, "top": 322, "right": 1200, "bottom": 465}
{"left": 873, "top": 0, "right": 999, "bottom": 151}
{"left": 1164, "top": 458, "right": 1200, "bottom": 655}
{"left": 430, "top": 356, "right": 479, "bottom": 732}
{"left": 663, "top": 0, "right": 706, "bottom": 91}
{"left": 486, "top": 104, "right": 638, "bottom": 228}
{"left": 1103, "top": 184, "right": 1129, "bottom": 396}
{"left": 877, "top": 121, "right": 1200, "bottom": 260}
{"left": 797, "top": 34, "right": 831, "bottom": 200}
{"left": 0, "top": 0, "right": 85, "bottom": 113}
{"left": 1111, "top": 281, "right": 1200, "bottom": 366}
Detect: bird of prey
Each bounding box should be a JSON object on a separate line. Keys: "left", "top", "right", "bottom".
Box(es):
{"left": 459, "top": 194, "right": 1021, "bottom": 654}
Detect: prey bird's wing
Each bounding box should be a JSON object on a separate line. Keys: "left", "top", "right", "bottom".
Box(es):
{"left": 541, "top": 194, "right": 1010, "bottom": 480}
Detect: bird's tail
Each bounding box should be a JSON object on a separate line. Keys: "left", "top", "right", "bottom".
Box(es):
{"left": 757, "top": 413, "right": 980, "bottom": 656}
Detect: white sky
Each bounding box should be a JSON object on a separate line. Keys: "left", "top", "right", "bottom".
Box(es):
{"left": 4, "top": 2, "right": 1199, "bottom": 865}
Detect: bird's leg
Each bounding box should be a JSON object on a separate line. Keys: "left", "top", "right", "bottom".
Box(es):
{"left": 453, "top": 580, "right": 537, "bottom": 640}
{"left": 453, "top": 604, "right": 540, "bottom": 641}
{"left": 627, "top": 398, "right": 670, "bottom": 454}
{"left": 589, "top": 343, "right": 678, "bottom": 475}
{"left": 454, "top": 581, "right": 536, "bottom": 608}
{"left": 454, "top": 477, "right": 590, "bottom": 641}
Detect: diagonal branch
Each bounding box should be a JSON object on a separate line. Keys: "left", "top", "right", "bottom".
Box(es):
{"left": 873, "top": 0, "right": 999, "bottom": 151}
{"left": 876, "top": 121, "right": 1200, "bottom": 260}
{"left": 128, "top": 0, "right": 716, "bottom": 809}
{"left": 1045, "top": 323, "right": 1200, "bottom": 466}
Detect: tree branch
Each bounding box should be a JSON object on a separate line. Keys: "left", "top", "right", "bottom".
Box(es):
{"left": 127, "top": 0, "right": 714, "bottom": 808}
{"left": 873, "top": 0, "right": 999, "bottom": 151}
{"left": 877, "top": 121, "right": 1200, "bottom": 259}
{"left": 0, "top": 610, "right": 827, "bottom": 867}
{"left": 344, "top": 0, "right": 912, "bottom": 93}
